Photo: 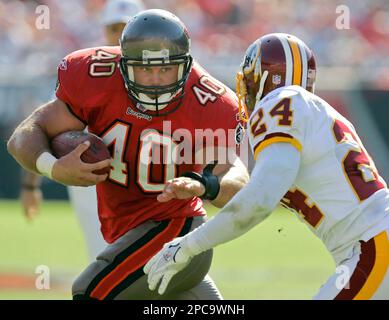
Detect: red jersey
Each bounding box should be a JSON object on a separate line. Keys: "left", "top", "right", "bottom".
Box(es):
{"left": 56, "top": 46, "right": 241, "bottom": 243}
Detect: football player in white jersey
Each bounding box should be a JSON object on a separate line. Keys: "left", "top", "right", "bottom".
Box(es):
{"left": 143, "top": 33, "right": 389, "bottom": 300}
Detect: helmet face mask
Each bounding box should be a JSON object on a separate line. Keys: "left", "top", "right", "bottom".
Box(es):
{"left": 119, "top": 9, "right": 193, "bottom": 116}
{"left": 119, "top": 54, "right": 192, "bottom": 111}
{"left": 236, "top": 39, "right": 263, "bottom": 121}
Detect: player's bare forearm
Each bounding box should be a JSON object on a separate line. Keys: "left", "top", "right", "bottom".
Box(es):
{"left": 157, "top": 147, "right": 249, "bottom": 204}
{"left": 8, "top": 111, "right": 52, "bottom": 173}
{"left": 211, "top": 162, "right": 249, "bottom": 208}
{"left": 179, "top": 143, "right": 301, "bottom": 256}
{"left": 7, "top": 99, "right": 85, "bottom": 174}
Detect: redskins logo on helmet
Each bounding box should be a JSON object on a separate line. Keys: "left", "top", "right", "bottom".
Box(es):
{"left": 236, "top": 33, "right": 316, "bottom": 122}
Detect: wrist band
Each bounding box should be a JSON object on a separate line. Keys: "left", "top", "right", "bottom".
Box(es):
{"left": 181, "top": 160, "right": 220, "bottom": 201}
{"left": 36, "top": 152, "right": 57, "bottom": 179}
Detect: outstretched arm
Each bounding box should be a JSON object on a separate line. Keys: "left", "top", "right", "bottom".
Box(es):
{"left": 207, "top": 148, "right": 249, "bottom": 208}
{"left": 144, "top": 142, "right": 300, "bottom": 294}
{"left": 157, "top": 147, "right": 249, "bottom": 208}
{"left": 180, "top": 143, "right": 300, "bottom": 252}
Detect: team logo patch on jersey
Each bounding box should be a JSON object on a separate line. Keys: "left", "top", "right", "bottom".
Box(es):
{"left": 126, "top": 107, "right": 152, "bottom": 121}
{"left": 235, "top": 123, "right": 245, "bottom": 144}
{"left": 58, "top": 58, "right": 67, "bottom": 71}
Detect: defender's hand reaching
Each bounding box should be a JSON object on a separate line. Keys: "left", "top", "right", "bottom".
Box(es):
{"left": 143, "top": 237, "right": 193, "bottom": 295}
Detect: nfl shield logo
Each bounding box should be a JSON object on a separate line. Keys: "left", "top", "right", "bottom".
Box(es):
{"left": 272, "top": 74, "right": 281, "bottom": 85}
{"left": 58, "top": 58, "right": 67, "bottom": 71}
{"left": 235, "top": 123, "right": 245, "bottom": 145}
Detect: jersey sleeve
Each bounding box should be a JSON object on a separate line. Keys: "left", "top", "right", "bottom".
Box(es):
{"left": 189, "top": 62, "right": 244, "bottom": 151}
{"left": 248, "top": 89, "right": 308, "bottom": 160}
{"left": 55, "top": 52, "right": 90, "bottom": 123}
{"left": 196, "top": 83, "right": 243, "bottom": 151}
{"left": 211, "top": 86, "right": 243, "bottom": 148}
{"left": 189, "top": 77, "right": 244, "bottom": 166}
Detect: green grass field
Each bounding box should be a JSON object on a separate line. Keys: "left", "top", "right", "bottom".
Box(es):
{"left": 0, "top": 199, "right": 335, "bottom": 300}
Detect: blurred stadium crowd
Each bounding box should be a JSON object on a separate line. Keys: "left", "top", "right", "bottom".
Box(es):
{"left": 1, "top": 0, "right": 389, "bottom": 86}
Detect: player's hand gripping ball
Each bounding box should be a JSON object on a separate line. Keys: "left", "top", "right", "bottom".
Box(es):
{"left": 51, "top": 131, "right": 111, "bottom": 175}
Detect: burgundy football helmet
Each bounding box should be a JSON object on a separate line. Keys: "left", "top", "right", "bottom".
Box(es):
{"left": 236, "top": 33, "right": 316, "bottom": 121}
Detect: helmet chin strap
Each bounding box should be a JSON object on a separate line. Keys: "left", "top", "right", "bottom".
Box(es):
{"left": 127, "top": 63, "right": 185, "bottom": 112}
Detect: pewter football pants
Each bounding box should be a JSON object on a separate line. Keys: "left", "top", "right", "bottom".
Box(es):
{"left": 72, "top": 216, "right": 222, "bottom": 300}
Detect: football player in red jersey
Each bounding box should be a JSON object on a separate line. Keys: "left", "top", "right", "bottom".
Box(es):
{"left": 18, "top": 0, "right": 145, "bottom": 262}
{"left": 7, "top": 9, "right": 249, "bottom": 300}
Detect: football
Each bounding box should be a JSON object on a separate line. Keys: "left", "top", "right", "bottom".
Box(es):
{"left": 50, "top": 131, "right": 111, "bottom": 175}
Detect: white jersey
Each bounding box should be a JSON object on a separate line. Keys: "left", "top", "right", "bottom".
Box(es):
{"left": 248, "top": 85, "right": 389, "bottom": 264}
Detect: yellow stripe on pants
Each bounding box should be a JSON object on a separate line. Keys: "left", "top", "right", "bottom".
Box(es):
{"left": 354, "top": 231, "right": 389, "bottom": 300}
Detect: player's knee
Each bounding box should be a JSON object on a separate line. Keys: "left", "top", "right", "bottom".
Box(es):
{"left": 72, "top": 260, "right": 108, "bottom": 299}
{"left": 72, "top": 275, "right": 88, "bottom": 298}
